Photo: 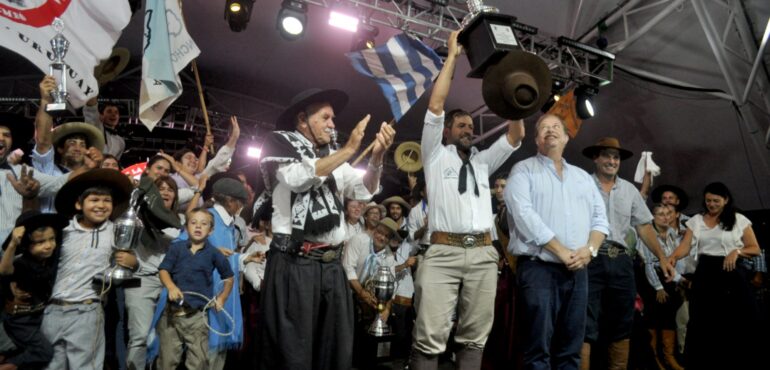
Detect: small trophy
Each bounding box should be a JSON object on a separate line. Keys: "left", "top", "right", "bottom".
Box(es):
{"left": 368, "top": 266, "right": 396, "bottom": 337}
{"left": 46, "top": 18, "right": 72, "bottom": 115}
{"left": 102, "top": 189, "right": 143, "bottom": 284}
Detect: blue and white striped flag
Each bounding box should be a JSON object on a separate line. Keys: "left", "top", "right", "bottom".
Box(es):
{"left": 347, "top": 34, "right": 444, "bottom": 122}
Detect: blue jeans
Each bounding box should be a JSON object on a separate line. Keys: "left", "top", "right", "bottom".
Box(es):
{"left": 517, "top": 258, "right": 588, "bottom": 370}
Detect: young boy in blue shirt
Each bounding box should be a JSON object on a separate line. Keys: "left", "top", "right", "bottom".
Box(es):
{"left": 157, "top": 207, "right": 234, "bottom": 370}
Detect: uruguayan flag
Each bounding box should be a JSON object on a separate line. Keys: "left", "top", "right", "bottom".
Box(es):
{"left": 347, "top": 34, "right": 444, "bottom": 122}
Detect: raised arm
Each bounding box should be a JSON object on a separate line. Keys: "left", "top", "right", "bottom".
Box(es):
{"left": 35, "top": 76, "right": 57, "bottom": 155}
{"left": 428, "top": 30, "right": 461, "bottom": 115}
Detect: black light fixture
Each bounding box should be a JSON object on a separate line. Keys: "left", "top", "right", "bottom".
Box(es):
{"left": 575, "top": 85, "right": 598, "bottom": 119}
{"left": 225, "top": 0, "right": 255, "bottom": 32}
{"left": 277, "top": 0, "right": 308, "bottom": 40}
{"left": 351, "top": 22, "right": 379, "bottom": 51}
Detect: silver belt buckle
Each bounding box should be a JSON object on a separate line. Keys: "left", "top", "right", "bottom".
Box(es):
{"left": 607, "top": 245, "right": 620, "bottom": 258}
{"left": 462, "top": 235, "right": 476, "bottom": 248}
{"left": 321, "top": 250, "right": 336, "bottom": 262}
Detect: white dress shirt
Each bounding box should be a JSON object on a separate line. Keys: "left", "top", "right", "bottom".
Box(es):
{"left": 421, "top": 110, "right": 518, "bottom": 234}
{"left": 407, "top": 200, "right": 430, "bottom": 246}
{"left": 270, "top": 132, "right": 376, "bottom": 245}
{"left": 239, "top": 235, "right": 271, "bottom": 291}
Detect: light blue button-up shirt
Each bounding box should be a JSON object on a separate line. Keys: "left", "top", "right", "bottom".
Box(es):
{"left": 505, "top": 153, "right": 609, "bottom": 263}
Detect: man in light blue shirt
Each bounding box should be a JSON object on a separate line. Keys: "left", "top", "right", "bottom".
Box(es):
{"left": 505, "top": 114, "right": 608, "bottom": 370}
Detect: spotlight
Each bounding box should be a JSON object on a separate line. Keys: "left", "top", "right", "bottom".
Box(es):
{"left": 540, "top": 79, "right": 566, "bottom": 113}
{"left": 247, "top": 146, "right": 262, "bottom": 158}
{"left": 277, "top": 0, "right": 308, "bottom": 40}
{"left": 351, "top": 23, "right": 379, "bottom": 51}
{"left": 225, "top": 0, "right": 255, "bottom": 32}
{"left": 329, "top": 6, "right": 359, "bottom": 32}
{"left": 575, "top": 85, "right": 598, "bottom": 119}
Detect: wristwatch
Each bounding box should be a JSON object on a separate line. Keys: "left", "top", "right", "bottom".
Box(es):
{"left": 588, "top": 245, "right": 598, "bottom": 258}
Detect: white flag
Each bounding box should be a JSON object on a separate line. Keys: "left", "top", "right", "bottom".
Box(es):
{"left": 139, "top": 0, "right": 200, "bottom": 131}
{"left": 0, "top": 0, "right": 131, "bottom": 108}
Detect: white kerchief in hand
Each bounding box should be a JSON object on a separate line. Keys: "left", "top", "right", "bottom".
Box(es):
{"left": 634, "top": 151, "right": 661, "bottom": 184}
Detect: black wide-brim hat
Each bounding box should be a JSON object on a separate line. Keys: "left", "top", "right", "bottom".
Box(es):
{"left": 54, "top": 169, "right": 133, "bottom": 220}
{"left": 2, "top": 211, "right": 68, "bottom": 254}
{"left": 482, "top": 50, "right": 553, "bottom": 120}
{"left": 651, "top": 184, "right": 689, "bottom": 211}
{"left": 0, "top": 112, "right": 34, "bottom": 151}
{"left": 276, "top": 88, "right": 348, "bottom": 130}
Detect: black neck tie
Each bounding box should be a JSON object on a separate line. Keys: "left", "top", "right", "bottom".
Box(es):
{"left": 458, "top": 157, "right": 479, "bottom": 196}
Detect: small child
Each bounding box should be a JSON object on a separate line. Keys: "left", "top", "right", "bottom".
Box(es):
{"left": 42, "top": 169, "right": 134, "bottom": 370}
{"left": 157, "top": 207, "right": 234, "bottom": 370}
{"left": 0, "top": 211, "right": 66, "bottom": 370}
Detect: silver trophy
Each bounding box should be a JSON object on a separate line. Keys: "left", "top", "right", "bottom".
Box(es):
{"left": 46, "top": 18, "right": 72, "bottom": 115}
{"left": 462, "top": 0, "right": 499, "bottom": 27}
{"left": 368, "top": 266, "right": 396, "bottom": 336}
{"left": 105, "top": 189, "right": 144, "bottom": 282}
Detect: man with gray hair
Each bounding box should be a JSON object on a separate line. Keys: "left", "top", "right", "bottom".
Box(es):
{"left": 504, "top": 114, "right": 608, "bottom": 370}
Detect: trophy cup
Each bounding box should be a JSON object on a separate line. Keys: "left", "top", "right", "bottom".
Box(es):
{"left": 368, "top": 266, "right": 396, "bottom": 336}
{"left": 46, "top": 18, "right": 73, "bottom": 116}
{"left": 103, "top": 189, "right": 143, "bottom": 284}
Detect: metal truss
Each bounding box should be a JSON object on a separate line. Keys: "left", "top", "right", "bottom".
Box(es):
{"left": 304, "top": 0, "right": 469, "bottom": 45}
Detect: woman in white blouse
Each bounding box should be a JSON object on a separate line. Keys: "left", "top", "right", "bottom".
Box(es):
{"left": 668, "top": 182, "right": 761, "bottom": 370}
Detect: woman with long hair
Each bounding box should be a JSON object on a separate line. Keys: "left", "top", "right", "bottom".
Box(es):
{"left": 669, "top": 182, "right": 762, "bottom": 369}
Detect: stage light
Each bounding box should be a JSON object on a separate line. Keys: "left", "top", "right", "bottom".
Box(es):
{"left": 351, "top": 23, "right": 379, "bottom": 51}
{"left": 575, "top": 85, "right": 598, "bottom": 119}
{"left": 247, "top": 147, "right": 262, "bottom": 158}
{"left": 278, "top": 0, "right": 308, "bottom": 40}
{"left": 329, "top": 7, "right": 359, "bottom": 33}
{"left": 225, "top": 0, "right": 255, "bottom": 32}
{"left": 540, "top": 79, "right": 565, "bottom": 113}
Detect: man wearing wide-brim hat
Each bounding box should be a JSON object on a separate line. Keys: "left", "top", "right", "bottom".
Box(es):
{"left": 650, "top": 184, "right": 690, "bottom": 234}
{"left": 382, "top": 195, "right": 411, "bottom": 236}
{"left": 0, "top": 112, "right": 98, "bottom": 244}
{"left": 580, "top": 137, "right": 675, "bottom": 369}
{"left": 257, "top": 88, "right": 395, "bottom": 370}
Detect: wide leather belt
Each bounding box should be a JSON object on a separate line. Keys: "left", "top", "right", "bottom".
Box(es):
{"left": 431, "top": 231, "right": 492, "bottom": 248}
{"left": 271, "top": 233, "right": 342, "bottom": 263}
{"left": 599, "top": 241, "right": 627, "bottom": 259}
{"left": 392, "top": 295, "right": 413, "bottom": 307}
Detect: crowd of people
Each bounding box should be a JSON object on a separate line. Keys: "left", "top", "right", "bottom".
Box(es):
{"left": 0, "top": 31, "right": 767, "bottom": 370}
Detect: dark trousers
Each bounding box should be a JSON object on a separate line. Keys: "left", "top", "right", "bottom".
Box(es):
{"left": 639, "top": 268, "right": 682, "bottom": 330}
{"left": 585, "top": 252, "right": 635, "bottom": 343}
{"left": 517, "top": 258, "right": 587, "bottom": 370}
{"left": 390, "top": 302, "right": 413, "bottom": 359}
{"left": 686, "top": 255, "right": 761, "bottom": 370}
{"left": 2, "top": 311, "right": 53, "bottom": 368}
{"left": 258, "top": 250, "right": 354, "bottom": 370}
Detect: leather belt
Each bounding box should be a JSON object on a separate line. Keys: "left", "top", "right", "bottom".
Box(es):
{"left": 5, "top": 302, "right": 45, "bottom": 315}
{"left": 271, "top": 233, "right": 342, "bottom": 263}
{"left": 431, "top": 231, "right": 492, "bottom": 248}
{"left": 392, "top": 295, "right": 413, "bottom": 307}
{"left": 599, "top": 241, "right": 627, "bottom": 259}
{"left": 49, "top": 298, "right": 100, "bottom": 306}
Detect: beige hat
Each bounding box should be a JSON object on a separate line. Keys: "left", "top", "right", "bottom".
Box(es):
{"left": 382, "top": 196, "right": 411, "bottom": 212}
{"left": 376, "top": 217, "right": 402, "bottom": 241}
{"left": 52, "top": 122, "right": 105, "bottom": 151}
{"left": 363, "top": 201, "right": 386, "bottom": 217}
